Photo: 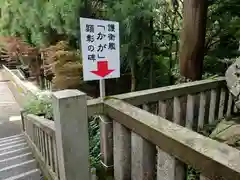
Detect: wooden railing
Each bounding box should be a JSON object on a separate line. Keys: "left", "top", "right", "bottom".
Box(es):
{"left": 22, "top": 90, "right": 90, "bottom": 180}
{"left": 90, "top": 77, "right": 236, "bottom": 180}
{"left": 111, "top": 77, "right": 232, "bottom": 132}
{"left": 88, "top": 77, "right": 231, "bottom": 119}
{"left": 103, "top": 98, "right": 240, "bottom": 180}
{"left": 22, "top": 114, "right": 59, "bottom": 180}
{"left": 21, "top": 78, "right": 240, "bottom": 180}
{"left": 39, "top": 69, "right": 53, "bottom": 90}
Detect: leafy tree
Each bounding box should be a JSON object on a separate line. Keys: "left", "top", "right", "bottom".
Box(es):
{"left": 0, "top": 0, "right": 239, "bottom": 90}
{"left": 204, "top": 0, "right": 240, "bottom": 76}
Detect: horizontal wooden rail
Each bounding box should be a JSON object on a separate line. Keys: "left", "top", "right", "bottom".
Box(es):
{"left": 87, "top": 77, "right": 226, "bottom": 116}
{"left": 104, "top": 98, "right": 240, "bottom": 180}
{"left": 23, "top": 114, "right": 59, "bottom": 180}
{"left": 27, "top": 114, "right": 55, "bottom": 134}
{"left": 114, "top": 77, "right": 226, "bottom": 105}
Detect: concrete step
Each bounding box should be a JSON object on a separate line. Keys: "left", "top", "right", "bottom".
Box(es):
{"left": 0, "top": 143, "right": 28, "bottom": 155}
{"left": 0, "top": 159, "right": 37, "bottom": 179}
{"left": 3, "top": 169, "right": 41, "bottom": 180}
{"left": 0, "top": 147, "right": 31, "bottom": 160}
{"left": 0, "top": 135, "right": 23, "bottom": 142}
{"left": 0, "top": 136, "right": 24, "bottom": 145}
{"left": 0, "top": 139, "right": 26, "bottom": 149}
{"left": 0, "top": 153, "right": 33, "bottom": 169}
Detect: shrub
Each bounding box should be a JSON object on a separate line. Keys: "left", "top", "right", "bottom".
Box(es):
{"left": 24, "top": 91, "right": 53, "bottom": 120}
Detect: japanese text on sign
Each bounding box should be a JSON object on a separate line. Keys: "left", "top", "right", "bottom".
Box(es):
{"left": 80, "top": 18, "right": 120, "bottom": 81}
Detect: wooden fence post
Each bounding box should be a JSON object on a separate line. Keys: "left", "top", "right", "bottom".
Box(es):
{"left": 53, "top": 90, "right": 90, "bottom": 180}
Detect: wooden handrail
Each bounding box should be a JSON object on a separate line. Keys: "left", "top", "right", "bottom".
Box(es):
{"left": 27, "top": 114, "right": 55, "bottom": 134}
{"left": 104, "top": 98, "right": 240, "bottom": 180}
{"left": 87, "top": 77, "right": 226, "bottom": 117}
{"left": 24, "top": 114, "right": 58, "bottom": 180}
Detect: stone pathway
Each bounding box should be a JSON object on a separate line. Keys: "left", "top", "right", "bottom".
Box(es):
{"left": 0, "top": 70, "right": 21, "bottom": 138}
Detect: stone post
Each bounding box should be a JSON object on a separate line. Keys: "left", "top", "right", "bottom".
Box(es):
{"left": 53, "top": 90, "right": 90, "bottom": 180}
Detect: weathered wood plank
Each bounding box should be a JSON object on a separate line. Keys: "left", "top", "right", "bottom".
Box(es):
{"left": 186, "top": 94, "right": 195, "bottom": 129}
{"left": 173, "top": 97, "right": 181, "bottom": 124}
{"left": 114, "top": 77, "right": 226, "bottom": 106}
{"left": 39, "top": 129, "right": 44, "bottom": 157}
{"left": 42, "top": 131, "right": 46, "bottom": 161}
{"left": 36, "top": 127, "right": 39, "bottom": 150}
{"left": 226, "top": 93, "right": 233, "bottom": 117}
{"left": 113, "top": 121, "right": 131, "bottom": 180}
{"left": 27, "top": 114, "right": 55, "bottom": 135}
{"left": 52, "top": 137, "right": 59, "bottom": 177}
{"left": 131, "top": 132, "right": 156, "bottom": 180}
{"left": 208, "top": 89, "right": 217, "bottom": 124}
{"left": 131, "top": 104, "right": 156, "bottom": 180}
{"left": 48, "top": 135, "right": 53, "bottom": 168}
{"left": 218, "top": 88, "right": 226, "bottom": 119}
{"left": 158, "top": 100, "right": 186, "bottom": 180}
{"left": 104, "top": 99, "right": 240, "bottom": 180}
{"left": 32, "top": 124, "right": 36, "bottom": 145}
{"left": 158, "top": 101, "right": 167, "bottom": 118}
{"left": 157, "top": 148, "right": 186, "bottom": 180}
{"left": 38, "top": 128, "right": 41, "bottom": 152}
{"left": 44, "top": 132, "right": 49, "bottom": 166}
{"left": 37, "top": 128, "right": 41, "bottom": 153}
{"left": 198, "top": 92, "right": 206, "bottom": 130}
{"left": 34, "top": 125, "right": 38, "bottom": 146}
{"left": 23, "top": 132, "right": 58, "bottom": 180}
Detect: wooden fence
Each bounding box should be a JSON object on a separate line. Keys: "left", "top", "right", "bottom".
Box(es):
{"left": 22, "top": 114, "right": 59, "bottom": 180}
{"left": 96, "top": 77, "right": 235, "bottom": 180}
{"left": 21, "top": 77, "right": 240, "bottom": 180}
{"left": 39, "top": 68, "right": 53, "bottom": 90}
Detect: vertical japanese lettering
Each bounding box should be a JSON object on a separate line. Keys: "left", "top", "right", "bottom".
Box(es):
{"left": 96, "top": 24, "right": 107, "bottom": 59}
{"left": 85, "top": 24, "right": 96, "bottom": 61}
{"left": 107, "top": 23, "right": 116, "bottom": 51}
{"left": 80, "top": 17, "right": 120, "bottom": 81}
{"left": 86, "top": 24, "right": 94, "bottom": 33}
{"left": 108, "top": 24, "right": 115, "bottom": 32}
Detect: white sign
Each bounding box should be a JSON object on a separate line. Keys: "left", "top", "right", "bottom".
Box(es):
{"left": 80, "top": 17, "right": 120, "bottom": 81}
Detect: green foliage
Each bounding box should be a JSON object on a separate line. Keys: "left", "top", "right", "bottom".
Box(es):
{"left": 204, "top": 0, "right": 240, "bottom": 76}
{"left": 89, "top": 116, "right": 101, "bottom": 167}
{"left": 0, "top": 0, "right": 239, "bottom": 87}
{"left": 24, "top": 91, "right": 53, "bottom": 120}
{"left": 187, "top": 166, "right": 200, "bottom": 180}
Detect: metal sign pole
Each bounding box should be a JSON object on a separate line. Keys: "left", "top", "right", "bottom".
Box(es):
{"left": 99, "top": 79, "right": 106, "bottom": 102}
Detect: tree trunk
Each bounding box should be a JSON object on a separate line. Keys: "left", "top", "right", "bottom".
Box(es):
{"left": 179, "top": 0, "right": 208, "bottom": 80}
{"left": 130, "top": 61, "right": 136, "bottom": 92}
{"left": 149, "top": 18, "right": 154, "bottom": 88}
